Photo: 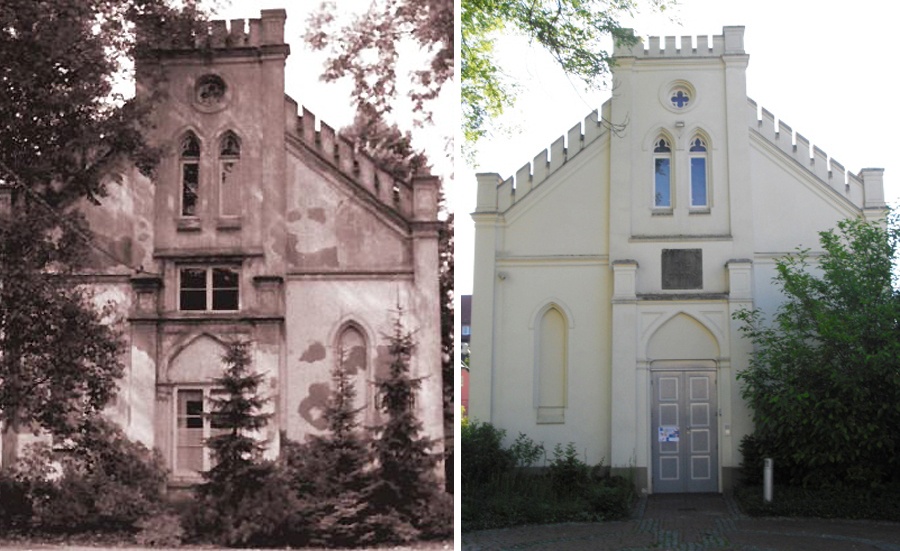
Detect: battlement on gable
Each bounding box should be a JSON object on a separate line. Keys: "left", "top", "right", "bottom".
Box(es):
{"left": 287, "top": 97, "right": 437, "bottom": 222}
{"left": 747, "top": 98, "right": 884, "bottom": 210}
{"left": 613, "top": 26, "right": 745, "bottom": 58}
{"left": 137, "top": 9, "right": 287, "bottom": 53}
{"left": 476, "top": 102, "right": 611, "bottom": 213}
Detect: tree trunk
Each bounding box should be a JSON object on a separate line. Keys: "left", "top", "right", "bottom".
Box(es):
{"left": 1, "top": 418, "right": 20, "bottom": 469}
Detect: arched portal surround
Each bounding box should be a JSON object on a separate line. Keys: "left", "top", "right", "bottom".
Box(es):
{"left": 632, "top": 306, "right": 731, "bottom": 495}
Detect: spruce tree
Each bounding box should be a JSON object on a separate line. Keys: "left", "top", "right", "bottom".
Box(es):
{"left": 368, "top": 315, "right": 441, "bottom": 542}
{"left": 303, "top": 348, "right": 380, "bottom": 547}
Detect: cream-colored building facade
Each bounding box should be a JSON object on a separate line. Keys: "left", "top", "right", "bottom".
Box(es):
{"left": 469, "top": 27, "right": 885, "bottom": 493}
{"left": 0, "top": 10, "right": 444, "bottom": 485}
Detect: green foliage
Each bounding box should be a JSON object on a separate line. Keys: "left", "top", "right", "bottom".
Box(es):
{"left": 0, "top": 209, "right": 124, "bottom": 442}
{"left": 548, "top": 442, "right": 590, "bottom": 494}
{"left": 460, "top": 418, "right": 515, "bottom": 490}
{"left": 0, "top": 415, "right": 167, "bottom": 533}
{"left": 189, "top": 340, "right": 292, "bottom": 547}
{"left": 368, "top": 315, "right": 447, "bottom": 543}
{"left": 133, "top": 512, "right": 184, "bottom": 547}
{"left": 735, "top": 214, "right": 900, "bottom": 488}
{"left": 461, "top": 0, "right": 672, "bottom": 147}
{"left": 461, "top": 420, "right": 633, "bottom": 531}
{"left": 734, "top": 484, "right": 900, "bottom": 521}
{"left": 0, "top": 0, "right": 208, "bottom": 206}
{"left": 305, "top": 0, "right": 453, "bottom": 127}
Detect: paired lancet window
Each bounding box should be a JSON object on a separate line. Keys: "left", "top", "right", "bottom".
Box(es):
{"left": 652, "top": 134, "right": 710, "bottom": 209}
{"left": 653, "top": 138, "right": 672, "bottom": 208}
{"left": 181, "top": 132, "right": 201, "bottom": 217}
{"left": 178, "top": 130, "right": 242, "bottom": 219}
{"left": 689, "top": 137, "right": 708, "bottom": 207}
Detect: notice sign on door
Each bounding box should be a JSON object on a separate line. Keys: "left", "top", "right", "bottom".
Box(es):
{"left": 658, "top": 425, "right": 680, "bottom": 442}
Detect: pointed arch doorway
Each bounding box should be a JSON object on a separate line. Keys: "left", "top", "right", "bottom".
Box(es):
{"left": 646, "top": 313, "right": 720, "bottom": 493}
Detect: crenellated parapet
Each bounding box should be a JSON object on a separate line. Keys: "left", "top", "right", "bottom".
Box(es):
{"left": 477, "top": 103, "right": 611, "bottom": 213}
{"left": 613, "top": 26, "right": 745, "bottom": 58}
{"left": 137, "top": 9, "right": 288, "bottom": 53}
{"left": 747, "top": 98, "right": 883, "bottom": 209}
{"left": 286, "top": 98, "right": 419, "bottom": 220}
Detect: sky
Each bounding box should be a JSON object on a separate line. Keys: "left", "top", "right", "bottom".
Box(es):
{"left": 212, "top": 1, "right": 900, "bottom": 299}
{"left": 213, "top": 0, "right": 454, "bottom": 180}
{"left": 456, "top": 0, "right": 900, "bottom": 295}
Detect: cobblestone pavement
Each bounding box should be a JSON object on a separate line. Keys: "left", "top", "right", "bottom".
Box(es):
{"left": 462, "top": 493, "right": 900, "bottom": 550}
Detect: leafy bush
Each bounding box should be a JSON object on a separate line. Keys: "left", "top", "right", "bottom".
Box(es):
{"left": 734, "top": 484, "right": 900, "bottom": 521}
{"left": 548, "top": 442, "right": 590, "bottom": 494}
{"left": 133, "top": 512, "right": 184, "bottom": 547}
{"left": 0, "top": 416, "right": 167, "bottom": 533}
{"left": 461, "top": 420, "right": 634, "bottom": 531}
{"left": 460, "top": 418, "right": 515, "bottom": 490}
{"left": 735, "top": 216, "right": 900, "bottom": 489}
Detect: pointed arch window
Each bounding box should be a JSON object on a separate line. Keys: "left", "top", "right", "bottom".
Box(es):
{"left": 653, "top": 138, "right": 672, "bottom": 208}
{"left": 689, "top": 137, "right": 708, "bottom": 207}
{"left": 337, "top": 324, "right": 369, "bottom": 416}
{"left": 219, "top": 131, "right": 241, "bottom": 216}
{"left": 180, "top": 132, "right": 201, "bottom": 217}
{"left": 536, "top": 306, "right": 567, "bottom": 423}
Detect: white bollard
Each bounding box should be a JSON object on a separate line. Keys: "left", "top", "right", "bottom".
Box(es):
{"left": 763, "top": 458, "right": 774, "bottom": 502}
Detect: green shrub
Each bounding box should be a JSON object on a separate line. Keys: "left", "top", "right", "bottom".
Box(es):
{"left": 548, "top": 442, "right": 590, "bottom": 494}
{"left": 460, "top": 418, "right": 515, "bottom": 490}
{"left": 133, "top": 512, "right": 184, "bottom": 547}
{"left": 461, "top": 421, "right": 634, "bottom": 531}
{"left": 734, "top": 484, "right": 900, "bottom": 521}
{"left": 4, "top": 417, "right": 167, "bottom": 533}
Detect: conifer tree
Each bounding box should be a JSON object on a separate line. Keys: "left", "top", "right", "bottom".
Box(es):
{"left": 302, "top": 348, "right": 380, "bottom": 547}
{"left": 368, "top": 315, "right": 442, "bottom": 542}
{"left": 202, "top": 340, "right": 271, "bottom": 489}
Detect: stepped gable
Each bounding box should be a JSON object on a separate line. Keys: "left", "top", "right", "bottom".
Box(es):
{"left": 745, "top": 98, "right": 883, "bottom": 208}
{"left": 488, "top": 104, "right": 611, "bottom": 213}
{"left": 287, "top": 101, "right": 418, "bottom": 221}
{"left": 613, "top": 26, "right": 883, "bottom": 211}
{"left": 138, "top": 9, "right": 431, "bottom": 222}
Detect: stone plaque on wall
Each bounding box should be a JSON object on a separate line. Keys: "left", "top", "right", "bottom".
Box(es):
{"left": 662, "top": 249, "right": 702, "bottom": 289}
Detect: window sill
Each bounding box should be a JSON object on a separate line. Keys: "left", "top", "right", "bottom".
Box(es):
{"left": 216, "top": 217, "right": 242, "bottom": 231}
{"left": 177, "top": 218, "right": 202, "bottom": 232}
{"left": 689, "top": 207, "right": 711, "bottom": 215}
{"left": 651, "top": 208, "right": 674, "bottom": 216}
{"left": 536, "top": 407, "right": 565, "bottom": 424}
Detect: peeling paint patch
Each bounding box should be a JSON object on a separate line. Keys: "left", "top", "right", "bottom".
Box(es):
{"left": 375, "top": 345, "right": 392, "bottom": 378}
{"left": 298, "top": 382, "right": 329, "bottom": 431}
{"left": 308, "top": 207, "right": 326, "bottom": 224}
{"left": 298, "top": 247, "right": 339, "bottom": 268}
{"left": 299, "top": 341, "right": 326, "bottom": 363}
{"left": 287, "top": 210, "right": 302, "bottom": 222}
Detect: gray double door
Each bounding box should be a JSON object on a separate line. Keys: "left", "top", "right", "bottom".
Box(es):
{"left": 651, "top": 370, "right": 718, "bottom": 493}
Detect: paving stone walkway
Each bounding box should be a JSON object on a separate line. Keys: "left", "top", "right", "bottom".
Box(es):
{"left": 462, "top": 493, "right": 900, "bottom": 550}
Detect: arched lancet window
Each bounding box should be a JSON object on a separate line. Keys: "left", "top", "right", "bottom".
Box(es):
{"left": 337, "top": 324, "right": 368, "bottom": 414}
{"left": 180, "top": 132, "right": 200, "bottom": 217}
{"left": 689, "top": 136, "right": 708, "bottom": 207}
{"left": 537, "top": 306, "right": 567, "bottom": 423}
{"left": 219, "top": 131, "right": 241, "bottom": 216}
{"left": 653, "top": 137, "right": 672, "bottom": 208}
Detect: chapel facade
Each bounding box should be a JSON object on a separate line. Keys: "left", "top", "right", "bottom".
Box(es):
{"left": 468, "top": 27, "right": 886, "bottom": 492}
{"left": 44, "top": 9, "right": 443, "bottom": 486}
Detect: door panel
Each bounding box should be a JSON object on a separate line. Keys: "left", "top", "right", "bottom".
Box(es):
{"left": 651, "top": 370, "right": 718, "bottom": 493}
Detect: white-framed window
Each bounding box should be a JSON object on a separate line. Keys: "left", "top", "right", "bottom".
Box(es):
{"left": 653, "top": 137, "right": 672, "bottom": 208}
{"left": 218, "top": 131, "right": 241, "bottom": 216}
{"left": 689, "top": 137, "right": 709, "bottom": 208}
{"left": 179, "top": 266, "right": 240, "bottom": 311}
{"left": 174, "top": 387, "right": 228, "bottom": 475}
{"left": 180, "top": 132, "right": 201, "bottom": 217}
